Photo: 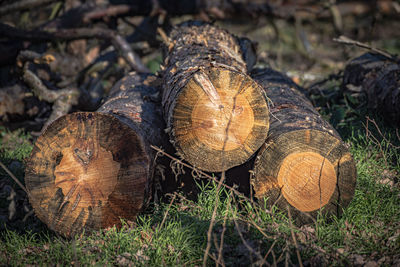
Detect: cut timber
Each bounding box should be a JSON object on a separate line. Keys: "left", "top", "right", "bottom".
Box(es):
{"left": 162, "top": 22, "right": 269, "bottom": 172}
{"left": 25, "top": 73, "right": 165, "bottom": 237}
{"left": 251, "top": 68, "right": 356, "bottom": 223}
{"left": 343, "top": 53, "right": 400, "bottom": 126}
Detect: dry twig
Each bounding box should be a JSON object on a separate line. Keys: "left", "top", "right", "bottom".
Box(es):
{"left": 0, "top": 23, "right": 149, "bottom": 73}
{"left": 0, "top": 161, "right": 29, "bottom": 197}
{"left": 0, "top": 0, "right": 54, "bottom": 16}
{"left": 202, "top": 171, "right": 226, "bottom": 267}
{"left": 333, "top": 35, "right": 396, "bottom": 61}
{"left": 288, "top": 206, "right": 304, "bottom": 267}
{"left": 150, "top": 145, "right": 248, "bottom": 200}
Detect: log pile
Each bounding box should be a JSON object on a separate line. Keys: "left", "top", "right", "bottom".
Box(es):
{"left": 24, "top": 22, "right": 362, "bottom": 236}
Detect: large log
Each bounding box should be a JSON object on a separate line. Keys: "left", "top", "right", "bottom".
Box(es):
{"left": 25, "top": 73, "right": 166, "bottom": 237}
{"left": 342, "top": 53, "right": 400, "bottom": 127}
{"left": 251, "top": 68, "right": 356, "bottom": 223}
{"left": 162, "top": 21, "right": 269, "bottom": 172}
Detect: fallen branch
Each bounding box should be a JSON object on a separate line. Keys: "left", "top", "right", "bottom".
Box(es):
{"left": 333, "top": 35, "right": 397, "bottom": 61}
{"left": 0, "top": 23, "right": 149, "bottom": 73}
{"left": 20, "top": 58, "right": 79, "bottom": 130}
{"left": 0, "top": 0, "right": 54, "bottom": 16}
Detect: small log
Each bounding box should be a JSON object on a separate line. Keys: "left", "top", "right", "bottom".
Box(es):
{"left": 342, "top": 53, "right": 400, "bottom": 126}
{"left": 251, "top": 68, "right": 356, "bottom": 222}
{"left": 162, "top": 22, "right": 269, "bottom": 172}
{"left": 25, "top": 73, "right": 166, "bottom": 237}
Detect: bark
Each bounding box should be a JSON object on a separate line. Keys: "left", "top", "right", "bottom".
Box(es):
{"left": 251, "top": 68, "right": 356, "bottom": 224}
{"left": 25, "top": 73, "right": 167, "bottom": 237}
{"left": 161, "top": 21, "right": 269, "bottom": 172}
{"left": 342, "top": 53, "right": 400, "bottom": 126}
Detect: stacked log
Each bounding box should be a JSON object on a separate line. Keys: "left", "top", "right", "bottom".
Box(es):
{"left": 251, "top": 68, "right": 357, "bottom": 223}
{"left": 342, "top": 53, "right": 400, "bottom": 126}
{"left": 162, "top": 21, "right": 269, "bottom": 172}
{"left": 25, "top": 73, "right": 167, "bottom": 237}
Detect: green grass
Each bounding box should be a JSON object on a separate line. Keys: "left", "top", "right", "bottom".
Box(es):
{"left": 0, "top": 127, "right": 33, "bottom": 162}
{"left": 1, "top": 118, "right": 399, "bottom": 266}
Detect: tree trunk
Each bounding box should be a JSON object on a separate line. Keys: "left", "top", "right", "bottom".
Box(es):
{"left": 342, "top": 53, "right": 400, "bottom": 126}
{"left": 251, "top": 68, "right": 356, "bottom": 223}
{"left": 25, "top": 73, "right": 166, "bottom": 237}
{"left": 162, "top": 21, "right": 269, "bottom": 172}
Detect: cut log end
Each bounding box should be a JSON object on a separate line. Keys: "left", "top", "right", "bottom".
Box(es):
{"left": 172, "top": 67, "right": 269, "bottom": 172}
{"left": 253, "top": 129, "right": 356, "bottom": 219}
{"left": 25, "top": 112, "right": 150, "bottom": 237}
{"left": 277, "top": 152, "right": 336, "bottom": 212}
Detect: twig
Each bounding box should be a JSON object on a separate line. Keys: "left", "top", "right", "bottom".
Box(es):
{"left": 287, "top": 206, "right": 304, "bottom": 267}
{"left": 216, "top": 191, "right": 231, "bottom": 267}
{"left": 158, "top": 193, "right": 176, "bottom": 230}
{"left": 157, "top": 27, "right": 171, "bottom": 46}
{"left": 263, "top": 240, "right": 277, "bottom": 263}
{"left": 366, "top": 116, "right": 400, "bottom": 149}
{"left": 232, "top": 208, "right": 268, "bottom": 266}
{"left": 0, "top": 23, "right": 149, "bottom": 73}
{"left": 0, "top": 161, "right": 29, "bottom": 197}
{"left": 0, "top": 0, "right": 54, "bottom": 16}
{"left": 333, "top": 35, "right": 396, "bottom": 61}
{"left": 202, "top": 171, "right": 226, "bottom": 267}
{"left": 82, "top": 5, "right": 132, "bottom": 24}
{"left": 150, "top": 145, "right": 249, "bottom": 201}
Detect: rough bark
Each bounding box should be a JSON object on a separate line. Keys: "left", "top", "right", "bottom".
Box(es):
{"left": 25, "top": 73, "right": 166, "bottom": 237}
{"left": 342, "top": 53, "right": 400, "bottom": 126}
{"left": 251, "top": 68, "right": 356, "bottom": 223}
{"left": 162, "top": 21, "right": 269, "bottom": 172}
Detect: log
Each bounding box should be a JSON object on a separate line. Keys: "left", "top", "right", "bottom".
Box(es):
{"left": 162, "top": 21, "right": 269, "bottom": 172}
{"left": 25, "top": 73, "right": 166, "bottom": 237}
{"left": 342, "top": 53, "right": 400, "bottom": 127}
{"left": 251, "top": 68, "right": 356, "bottom": 223}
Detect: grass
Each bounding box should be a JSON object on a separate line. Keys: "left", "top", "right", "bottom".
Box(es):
{"left": 0, "top": 74, "right": 399, "bottom": 266}
{"left": 0, "top": 121, "right": 399, "bottom": 266}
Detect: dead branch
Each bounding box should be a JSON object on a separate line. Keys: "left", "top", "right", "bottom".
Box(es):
{"left": 82, "top": 5, "right": 132, "bottom": 24}
{"left": 0, "top": 0, "right": 54, "bottom": 16}
{"left": 21, "top": 62, "right": 79, "bottom": 130}
{"left": 333, "top": 35, "right": 396, "bottom": 61}
{"left": 0, "top": 23, "right": 149, "bottom": 73}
